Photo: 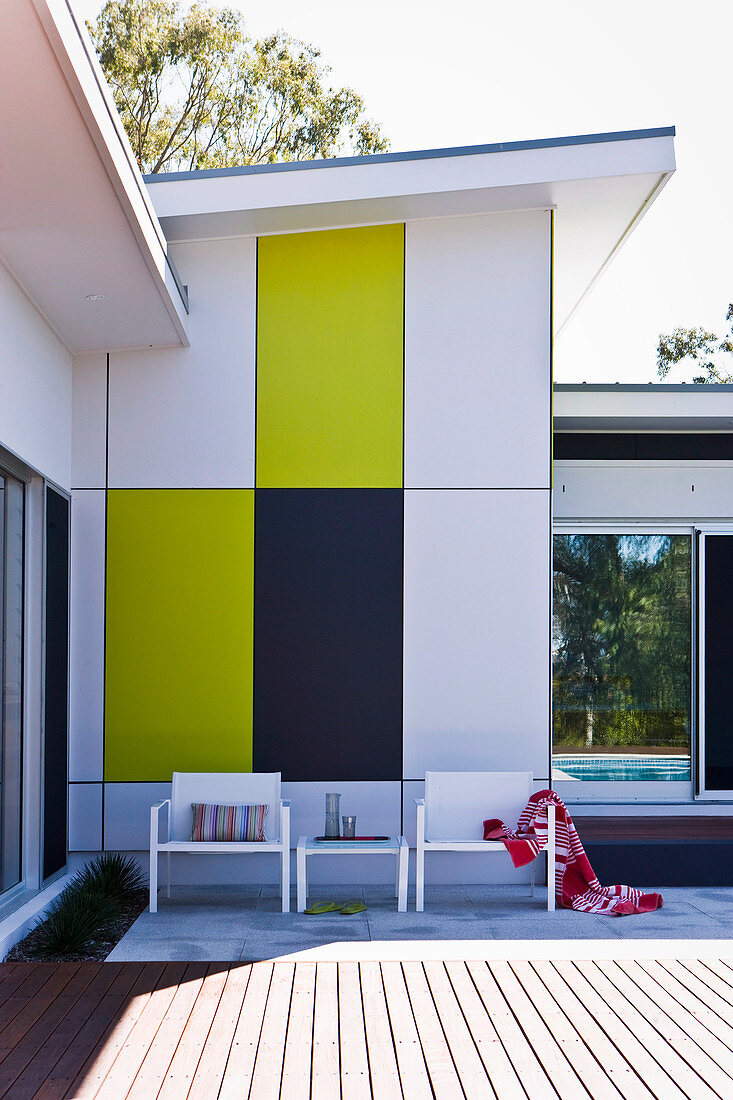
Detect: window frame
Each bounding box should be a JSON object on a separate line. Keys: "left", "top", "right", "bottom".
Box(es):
{"left": 552, "top": 521, "right": 696, "bottom": 805}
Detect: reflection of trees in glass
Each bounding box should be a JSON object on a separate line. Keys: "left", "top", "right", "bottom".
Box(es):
{"left": 553, "top": 535, "right": 691, "bottom": 754}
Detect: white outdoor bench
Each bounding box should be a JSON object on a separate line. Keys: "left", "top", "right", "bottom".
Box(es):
{"left": 415, "top": 770, "right": 555, "bottom": 911}
{"left": 149, "top": 771, "right": 291, "bottom": 913}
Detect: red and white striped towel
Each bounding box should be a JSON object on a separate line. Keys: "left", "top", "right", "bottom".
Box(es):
{"left": 483, "top": 789, "right": 663, "bottom": 916}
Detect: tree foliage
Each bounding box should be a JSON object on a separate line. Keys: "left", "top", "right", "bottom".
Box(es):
{"left": 657, "top": 304, "right": 733, "bottom": 383}
{"left": 88, "top": 0, "right": 389, "bottom": 174}
{"left": 553, "top": 535, "right": 691, "bottom": 751}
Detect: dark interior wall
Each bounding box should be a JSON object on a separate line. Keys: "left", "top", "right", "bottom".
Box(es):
{"left": 703, "top": 535, "right": 733, "bottom": 791}
{"left": 43, "top": 487, "right": 69, "bottom": 881}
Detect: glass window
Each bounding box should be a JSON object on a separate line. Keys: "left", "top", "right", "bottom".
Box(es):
{"left": 1, "top": 473, "right": 24, "bottom": 892}
{"left": 553, "top": 533, "right": 691, "bottom": 782}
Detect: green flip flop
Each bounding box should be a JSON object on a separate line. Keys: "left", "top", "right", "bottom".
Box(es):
{"left": 304, "top": 901, "right": 339, "bottom": 915}
{"left": 339, "top": 901, "right": 367, "bottom": 915}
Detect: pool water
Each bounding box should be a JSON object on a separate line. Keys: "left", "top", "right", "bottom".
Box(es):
{"left": 552, "top": 754, "right": 691, "bottom": 782}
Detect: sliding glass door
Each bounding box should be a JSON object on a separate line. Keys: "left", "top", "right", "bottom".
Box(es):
{"left": 0, "top": 473, "right": 24, "bottom": 893}
{"left": 553, "top": 529, "right": 693, "bottom": 799}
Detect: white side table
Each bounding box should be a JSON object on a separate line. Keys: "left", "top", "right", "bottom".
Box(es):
{"left": 297, "top": 835, "right": 408, "bottom": 913}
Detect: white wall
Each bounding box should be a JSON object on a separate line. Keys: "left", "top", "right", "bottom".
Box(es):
{"left": 403, "top": 210, "right": 552, "bottom": 792}
{"left": 403, "top": 490, "right": 551, "bottom": 780}
{"left": 66, "top": 217, "right": 554, "bottom": 882}
{"left": 405, "top": 211, "right": 551, "bottom": 489}
{"left": 107, "top": 237, "right": 256, "bottom": 488}
{"left": 0, "top": 261, "right": 72, "bottom": 487}
{"left": 554, "top": 461, "right": 733, "bottom": 519}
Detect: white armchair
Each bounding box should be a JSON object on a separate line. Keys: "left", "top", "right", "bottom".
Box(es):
{"left": 415, "top": 771, "right": 555, "bottom": 911}
{"left": 149, "top": 771, "right": 291, "bottom": 913}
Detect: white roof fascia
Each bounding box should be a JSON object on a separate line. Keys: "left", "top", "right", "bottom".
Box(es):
{"left": 147, "top": 131, "right": 675, "bottom": 240}
{"left": 146, "top": 128, "right": 675, "bottom": 334}
{"left": 554, "top": 384, "right": 733, "bottom": 432}
{"left": 31, "top": 0, "right": 189, "bottom": 343}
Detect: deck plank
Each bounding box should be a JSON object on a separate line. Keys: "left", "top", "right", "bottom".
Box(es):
{"left": 635, "top": 960, "right": 733, "bottom": 1056}
{"left": 186, "top": 964, "right": 251, "bottom": 1100}
{"left": 249, "top": 961, "right": 295, "bottom": 1100}
{"left": 594, "top": 960, "right": 732, "bottom": 1097}
{"left": 655, "top": 960, "right": 733, "bottom": 1026}
{"left": 444, "top": 960, "right": 525, "bottom": 1100}
{"left": 359, "top": 960, "right": 402, "bottom": 1099}
{"left": 126, "top": 962, "right": 208, "bottom": 1099}
{"left": 338, "top": 962, "right": 371, "bottom": 1100}
{"left": 157, "top": 963, "right": 229, "bottom": 1100}
{"left": 684, "top": 960, "right": 733, "bottom": 1006}
{"left": 0, "top": 954, "right": 731, "bottom": 1098}
{"left": 574, "top": 961, "right": 719, "bottom": 1100}
{"left": 0, "top": 964, "right": 79, "bottom": 1048}
{"left": 552, "top": 961, "right": 688, "bottom": 1100}
{"left": 380, "top": 961, "right": 432, "bottom": 1100}
{"left": 613, "top": 961, "right": 733, "bottom": 1087}
{"left": 33, "top": 963, "right": 149, "bottom": 1100}
{"left": 468, "top": 959, "right": 559, "bottom": 1100}
{"left": 402, "top": 960, "right": 464, "bottom": 1099}
{"left": 0, "top": 963, "right": 121, "bottom": 1100}
{"left": 0, "top": 965, "right": 38, "bottom": 1011}
{"left": 423, "top": 960, "right": 493, "bottom": 1099}
{"left": 510, "top": 961, "right": 623, "bottom": 1100}
{"left": 63, "top": 963, "right": 168, "bottom": 1099}
{"left": 92, "top": 961, "right": 189, "bottom": 1099}
{"left": 490, "top": 960, "right": 592, "bottom": 1100}
{"left": 218, "top": 960, "right": 273, "bottom": 1100}
{"left": 310, "top": 962, "right": 340, "bottom": 1100}
{"left": 530, "top": 962, "right": 656, "bottom": 1100}
{"left": 280, "top": 961, "right": 315, "bottom": 1100}
{"left": 0, "top": 964, "right": 86, "bottom": 1079}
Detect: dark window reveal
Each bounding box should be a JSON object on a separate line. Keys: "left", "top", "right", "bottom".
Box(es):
{"left": 554, "top": 433, "right": 733, "bottom": 460}
{"left": 43, "top": 488, "right": 69, "bottom": 881}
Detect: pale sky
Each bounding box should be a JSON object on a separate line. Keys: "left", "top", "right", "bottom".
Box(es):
{"left": 72, "top": 0, "right": 733, "bottom": 383}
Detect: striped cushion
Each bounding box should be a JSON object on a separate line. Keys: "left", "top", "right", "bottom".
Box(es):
{"left": 191, "top": 803, "right": 268, "bottom": 842}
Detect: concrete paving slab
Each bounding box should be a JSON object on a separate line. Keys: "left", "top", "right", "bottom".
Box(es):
{"left": 107, "top": 936, "right": 244, "bottom": 962}
{"left": 107, "top": 884, "right": 733, "bottom": 963}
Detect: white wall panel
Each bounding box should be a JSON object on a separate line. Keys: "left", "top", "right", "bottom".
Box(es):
{"left": 69, "top": 489, "right": 105, "bottom": 781}
{"left": 554, "top": 462, "right": 733, "bottom": 519}
{"left": 0, "top": 262, "right": 72, "bottom": 486}
{"left": 71, "top": 354, "right": 106, "bottom": 488}
{"left": 107, "top": 237, "right": 256, "bottom": 488}
{"left": 403, "top": 490, "right": 550, "bottom": 779}
{"left": 405, "top": 212, "right": 550, "bottom": 489}
{"left": 69, "top": 783, "right": 102, "bottom": 851}
{"left": 105, "top": 782, "right": 171, "bottom": 850}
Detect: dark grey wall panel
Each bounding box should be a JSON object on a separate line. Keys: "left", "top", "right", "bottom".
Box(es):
{"left": 43, "top": 487, "right": 69, "bottom": 880}
{"left": 253, "top": 489, "right": 403, "bottom": 781}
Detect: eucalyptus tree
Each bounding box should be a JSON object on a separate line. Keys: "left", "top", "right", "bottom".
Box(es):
{"left": 657, "top": 304, "right": 733, "bottom": 383}
{"left": 89, "top": 0, "right": 388, "bottom": 174}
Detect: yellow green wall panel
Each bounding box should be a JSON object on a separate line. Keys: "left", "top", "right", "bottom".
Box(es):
{"left": 256, "top": 225, "right": 404, "bottom": 487}
{"left": 105, "top": 490, "right": 254, "bottom": 781}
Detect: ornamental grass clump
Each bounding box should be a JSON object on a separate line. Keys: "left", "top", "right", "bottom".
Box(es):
{"left": 26, "top": 854, "right": 146, "bottom": 959}
{"left": 74, "top": 852, "right": 145, "bottom": 902}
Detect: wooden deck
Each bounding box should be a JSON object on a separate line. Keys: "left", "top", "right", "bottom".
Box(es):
{"left": 1, "top": 956, "right": 733, "bottom": 1097}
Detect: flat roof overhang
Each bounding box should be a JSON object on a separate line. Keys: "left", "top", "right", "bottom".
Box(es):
{"left": 554, "top": 384, "right": 733, "bottom": 432}
{"left": 146, "top": 127, "right": 676, "bottom": 335}
{"left": 0, "top": 0, "right": 188, "bottom": 352}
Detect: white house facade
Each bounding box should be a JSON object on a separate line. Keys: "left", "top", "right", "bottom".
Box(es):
{"left": 7, "top": 0, "right": 724, "bottom": 949}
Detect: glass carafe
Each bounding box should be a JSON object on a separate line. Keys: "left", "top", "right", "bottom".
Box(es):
{"left": 325, "top": 792, "right": 341, "bottom": 838}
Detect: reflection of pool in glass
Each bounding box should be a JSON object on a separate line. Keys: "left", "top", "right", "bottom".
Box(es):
{"left": 552, "top": 755, "right": 691, "bottom": 782}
